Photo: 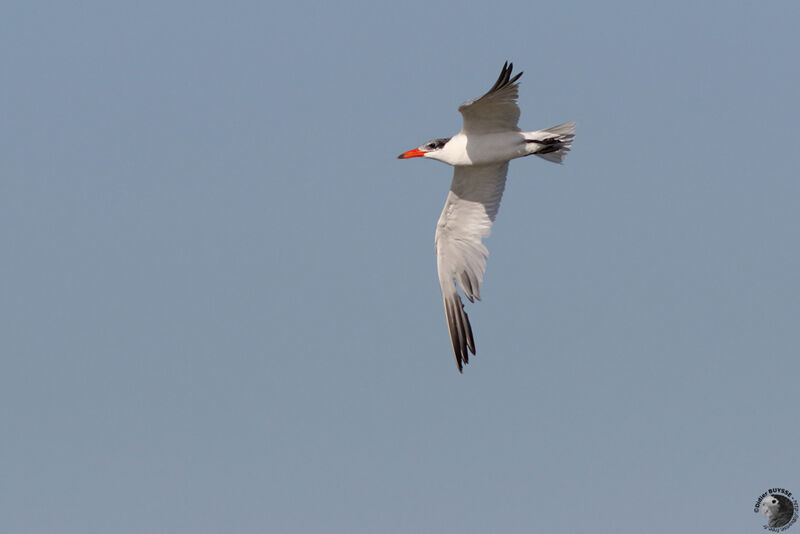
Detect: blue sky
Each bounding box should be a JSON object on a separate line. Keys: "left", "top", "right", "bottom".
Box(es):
{"left": 2, "top": 2, "right": 799, "bottom": 532}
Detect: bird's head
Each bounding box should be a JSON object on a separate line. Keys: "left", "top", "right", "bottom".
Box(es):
{"left": 762, "top": 496, "right": 780, "bottom": 518}
{"left": 397, "top": 137, "right": 451, "bottom": 160}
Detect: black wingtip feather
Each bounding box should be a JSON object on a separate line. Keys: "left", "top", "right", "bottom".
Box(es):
{"left": 444, "top": 293, "right": 477, "bottom": 373}
{"left": 464, "top": 310, "right": 475, "bottom": 355}
{"left": 487, "top": 61, "right": 523, "bottom": 95}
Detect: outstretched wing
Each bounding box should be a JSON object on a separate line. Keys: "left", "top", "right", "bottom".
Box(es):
{"left": 458, "top": 62, "right": 523, "bottom": 135}
{"left": 435, "top": 163, "right": 509, "bottom": 371}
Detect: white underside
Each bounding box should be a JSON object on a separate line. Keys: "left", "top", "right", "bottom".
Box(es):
{"left": 425, "top": 125, "right": 573, "bottom": 167}
{"left": 426, "top": 131, "right": 530, "bottom": 166}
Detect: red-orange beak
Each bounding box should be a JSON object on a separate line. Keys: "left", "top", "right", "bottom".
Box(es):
{"left": 397, "top": 148, "right": 427, "bottom": 159}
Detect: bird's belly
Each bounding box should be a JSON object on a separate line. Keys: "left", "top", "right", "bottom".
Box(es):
{"left": 460, "top": 132, "right": 528, "bottom": 165}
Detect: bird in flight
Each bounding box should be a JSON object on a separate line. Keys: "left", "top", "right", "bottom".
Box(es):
{"left": 398, "top": 62, "right": 575, "bottom": 372}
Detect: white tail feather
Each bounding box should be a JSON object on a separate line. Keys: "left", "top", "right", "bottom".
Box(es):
{"left": 527, "top": 121, "right": 576, "bottom": 164}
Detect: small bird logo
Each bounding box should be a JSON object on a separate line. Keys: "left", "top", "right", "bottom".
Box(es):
{"left": 761, "top": 494, "right": 795, "bottom": 529}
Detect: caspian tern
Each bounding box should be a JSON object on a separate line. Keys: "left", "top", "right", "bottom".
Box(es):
{"left": 398, "top": 62, "right": 575, "bottom": 372}
{"left": 761, "top": 494, "right": 794, "bottom": 528}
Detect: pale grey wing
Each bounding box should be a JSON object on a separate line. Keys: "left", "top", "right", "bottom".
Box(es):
{"left": 458, "top": 62, "right": 523, "bottom": 135}
{"left": 435, "top": 163, "right": 509, "bottom": 372}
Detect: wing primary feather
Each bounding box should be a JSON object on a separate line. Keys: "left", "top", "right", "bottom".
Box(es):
{"left": 461, "top": 302, "right": 475, "bottom": 355}
{"left": 458, "top": 271, "right": 475, "bottom": 302}
{"left": 484, "top": 62, "right": 523, "bottom": 98}
{"left": 450, "top": 297, "right": 467, "bottom": 363}
{"left": 443, "top": 292, "right": 476, "bottom": 372}
{"left": 459, "top": 299, "right": 475, "bottom": 359}
{"left": 488, "top": 61, "right": 510, "bottom": 93}
{"left": 444, "top": 297, "right": 464, "bottom": 372}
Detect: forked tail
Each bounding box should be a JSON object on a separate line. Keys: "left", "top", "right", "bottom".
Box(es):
{"left": 526, "top": 122, "right": 576, "bottom": 164}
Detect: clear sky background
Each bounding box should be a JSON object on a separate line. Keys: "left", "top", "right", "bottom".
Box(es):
{"left": 2, "top": 2, "right": 799, "bottom": 533}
